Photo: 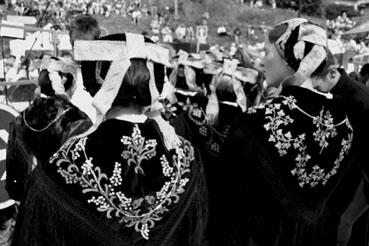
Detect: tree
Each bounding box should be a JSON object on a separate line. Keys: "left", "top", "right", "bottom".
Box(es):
{"left": 276, "top": 0, "right": 323, "bottom": 17}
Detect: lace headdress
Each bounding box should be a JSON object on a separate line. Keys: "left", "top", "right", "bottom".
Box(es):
{"left": 272, "top": 18, "right": 329, "bottom": 85}
{"left": 74, "top": 33, "right": 180, "bottom": 150}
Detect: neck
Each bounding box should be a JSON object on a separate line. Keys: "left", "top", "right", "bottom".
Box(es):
{"left": 300, "top": 78, "right": 314, "bottom": 90}
{"left": 300, "top": 78, "right": 333, "bottom": 99}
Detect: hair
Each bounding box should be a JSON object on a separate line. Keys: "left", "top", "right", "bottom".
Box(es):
{"left": 215, "top": 75, "right": 237, "bottom": 102}
{"left": 69, "top": 15, "right": 100, "bottom": 44}
{"left": 38, "top": 57, "right": 74, "bottom": 96}
{"left": 360, "top": 63, "right": 369, "bottom": 77}
{"left": 111, "top": 58, "right": 151, "bottom": 107}
{"left": 268, "top": 22, "right": 333, "bottom": 78}
{"left": 81, "top": 33, "right": 166, "bottom": 99}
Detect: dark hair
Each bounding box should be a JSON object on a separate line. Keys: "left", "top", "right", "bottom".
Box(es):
{"left": 111, "top": 59, "right": 151, "bottom": 107}
{"left": 268, "top": 23, "right": 288, "bottom": 44}
{"left": 69, "top": 15, "right": 100, "bottom": 45}
{"left": 38, "top": 57, "right": 74, "bottom": 96}
{"left": 268, "top": 22, "right": 333, "bottom": 77}
{"left": 81, "top": 33, "right": 166, "bottom": 99}
{"left": 216, "top": 75, "right": 237, "bottom": 102}
{"left": 360, "top": 63, "right": 369, "bottom": 76}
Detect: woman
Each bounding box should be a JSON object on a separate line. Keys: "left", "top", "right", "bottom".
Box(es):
{"left": 219, "top": 18, "right": 359, "bottom": 246}
{"left": 171, "top": 58, "right": 259, "bottom": 244}
{"left": 11, "top": 33, "right": 208, "bottom": 246}
{"left": 165, "top": 51, "right": 208, "bottom": 119}
{"left": 312, "top": 67, "right": 369, "bottom": 246}
{"left": 6, "top": 55, "right": 92, "bottom": 202}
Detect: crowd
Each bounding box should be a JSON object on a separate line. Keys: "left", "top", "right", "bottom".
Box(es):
{"left": 8, "top": 0, "right": 151, "bottom": 25}
{"left": 327, "top": 12, "right": 356, "bottom": 36}
{"left": 1, "top": 9, "right": 369, "bottom": 246}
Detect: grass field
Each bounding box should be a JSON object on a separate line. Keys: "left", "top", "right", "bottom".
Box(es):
{"left": 95, "top": 1, "right": 327, "bottom": 46}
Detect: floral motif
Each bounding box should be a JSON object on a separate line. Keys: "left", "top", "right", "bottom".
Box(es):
{"left": 50, "top": 124, "right": 194, "bottom": 240}
{"left": 188, "top": 107, "right": 207, "bottom": 126}
{"left": 199, "top": 126, "right": 208, "bottom": 137}
{"left": 312, "top": 109, "right": 337, "bottom": 152}
{"left": 121, "top": 125, "right": 157, "bottom": 175}
{"left": 262, "top": 96, "right": 353, "bottom": 188}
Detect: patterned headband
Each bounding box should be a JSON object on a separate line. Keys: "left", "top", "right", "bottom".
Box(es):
{"left": 39, "top": 55, "right": 78, "bottom": 79}
{"left": 273, "top": 18, "right": 328, "bottom": 85}
{"left": 38, "top": 55, "right": 79, "bottom": 96}
{"left": 74, "top": 33, "right": 179, "bottom": 150}
{"left": 73, "top": 33, "right": 172, "bottom": 124}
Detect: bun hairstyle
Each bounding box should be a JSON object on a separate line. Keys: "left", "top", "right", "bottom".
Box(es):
{"left": 38, "top": 57, "right": 75, "bottom": 96}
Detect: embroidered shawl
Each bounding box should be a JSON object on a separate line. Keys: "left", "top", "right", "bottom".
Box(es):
{"left": 217, "top": 86, "right": 360, "bottom": 246}
{"left": 12, "top": 119, "right": 208, "bottom": 246}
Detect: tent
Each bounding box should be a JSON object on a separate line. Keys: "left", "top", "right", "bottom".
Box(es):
{"left": 344, "top": 20, "right": 369, "bottom": 35}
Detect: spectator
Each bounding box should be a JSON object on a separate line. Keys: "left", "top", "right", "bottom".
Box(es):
{"left": 175, "top": 24, "right": 186, "bottom": 40}
{"left": 217, "top": 24, "right": 227, "bottom": 36}
{"left": 233, "top": 27, "right": 242, "bottom": 44}
{"left": 186, "top": 25, "right": 195, "bottom": 41}
{"left": 162, "top": 26, "right": 173, "bottom": 43}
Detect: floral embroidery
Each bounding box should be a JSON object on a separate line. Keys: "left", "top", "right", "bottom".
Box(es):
{"left": 188, "top": 107, "right": 207, "bottom": 126}
{"left": 50, "top": 124, "right": 194, "bottom": 240}
{"left": 247, "top": 99, "right": 273, "bottom": 114}
{"left": 187, "top": 106, "right": 231, "bottom": 157}
{"left": 199, "top": 126, "right": 208, "bottom": 137}
{"left": 262, "top": 96, "right": 353, "bottom": 188}
{"left": 121, "top": 125, "right": 157, "bottom": 175}
{"left": 313, "top": 109, "right": 337, "bottom": 152}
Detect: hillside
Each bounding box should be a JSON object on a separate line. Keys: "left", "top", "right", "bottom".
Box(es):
{"left": 95, "top": 0, "right": 327, "bottom": 46}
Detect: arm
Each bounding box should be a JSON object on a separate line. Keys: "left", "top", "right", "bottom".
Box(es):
{"left": 337, "top": 178, "right": 369, "bottom": 246}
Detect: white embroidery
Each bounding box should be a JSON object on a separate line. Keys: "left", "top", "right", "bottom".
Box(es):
{"left": 121, "top": 125, "right": 157, "bottom": 175}
{"left": 50, "top": 124, "right": 194, "bottom": 240}
{"left": 260, "top": 96, "right": 353, "bottom": 188}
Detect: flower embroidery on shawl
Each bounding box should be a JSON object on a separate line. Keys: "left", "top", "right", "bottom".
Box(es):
{"left": 313, "top": 109, "right": 337, "bottom": 152}
{"left": 254, "top": 96, "right": 353, "bottom": 188}
{"left": 188, "top": 106, "right": 230, "bottom": 156}
{"left": 121, "top": 125, "right": 157, "bottom": 175}
{"left": 50, "top": 124, "right": 194, "bottom": 240}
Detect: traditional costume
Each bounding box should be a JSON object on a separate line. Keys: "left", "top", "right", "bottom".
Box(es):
{"left": 11, "top": 34, "right": 208, "bottom": 246}
{"left": 171, "top": 57, "right": 259, "bottom": 244}
{"left": 6, "top": 56, "right": 92, "bottom": 201}
{"left": 219, "top": 19, "right": 359, "bottom": 246}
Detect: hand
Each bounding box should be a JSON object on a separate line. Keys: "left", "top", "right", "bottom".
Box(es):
{"left": 337, "top": 219, "right": 353, "bottom": 246}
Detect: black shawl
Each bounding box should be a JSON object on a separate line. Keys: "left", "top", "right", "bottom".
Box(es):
{"left": 6, "top": 95, "right": 92, "bottom": 201}
{"left": 218, "top": 86, "right": 361, "bottom": 246}
{"left": 12, "top": 119, "right": 208, "bottom": 246}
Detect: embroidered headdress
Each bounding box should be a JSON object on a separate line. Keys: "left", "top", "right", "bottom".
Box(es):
{"left": 168, "top": 50, "right": 205, "bottom": 95}
{"left": 37, "top": 55, "right": 79, "bottom": 97}
{"left": 204, "top": 58, "right": 259, "bottom": 124}
{"left": 271, "top": 18, "right": 329, "bottom": 85}
{"left": 74, "top": 33, "right": 180, "bottom": 150}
